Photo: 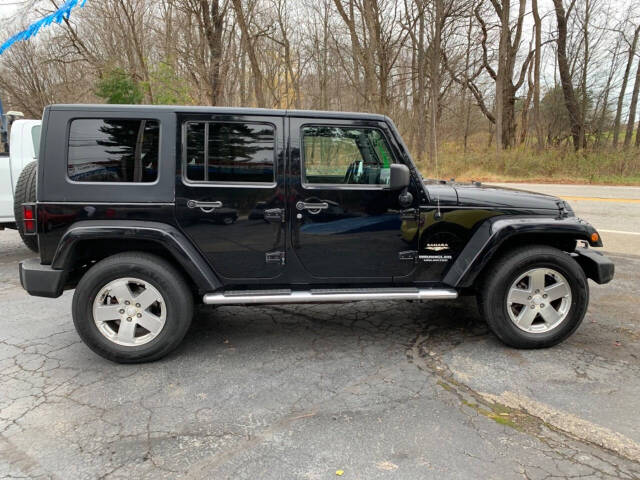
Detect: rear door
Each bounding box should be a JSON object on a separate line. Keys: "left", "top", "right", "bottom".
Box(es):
{"left": 175, "top": 113, "right": 286, "bottom": 282}
{"left": 288, "top": 117, "right": 417, "bottom": 281}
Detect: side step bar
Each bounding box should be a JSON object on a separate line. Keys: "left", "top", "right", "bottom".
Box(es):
{"left": 202, "top": 287, "right": 458, "bottom": 305}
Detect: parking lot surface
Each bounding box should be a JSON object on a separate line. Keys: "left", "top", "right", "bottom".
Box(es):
{"left": 1, "top": 228, "right": 639, "bottom": 479}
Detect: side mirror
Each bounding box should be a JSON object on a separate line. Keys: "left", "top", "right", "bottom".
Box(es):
{"left": 389, "top": 163, "right": 411, "bottom": 191}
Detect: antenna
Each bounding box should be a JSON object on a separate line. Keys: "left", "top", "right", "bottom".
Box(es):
{"left": 432, "top": 99, "right": 442, "bottom": 220}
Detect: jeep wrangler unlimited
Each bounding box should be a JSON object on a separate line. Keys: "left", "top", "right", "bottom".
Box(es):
{"left": 18, "top": 105, "right": 614, "bottom": 363}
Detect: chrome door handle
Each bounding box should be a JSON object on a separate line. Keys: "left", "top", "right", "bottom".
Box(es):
{"left": 296, "top": 201, "right": 329, "bottom": 212}
{"left": 187, "top": 200, "right": 223, "bottom": 212}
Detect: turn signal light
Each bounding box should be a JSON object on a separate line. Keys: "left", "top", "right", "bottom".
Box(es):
{"left": 591, "top": 232, "right": 599, "bottom": 243}
{"left": 23, "top": 205, "right": 36, "bottom": 234}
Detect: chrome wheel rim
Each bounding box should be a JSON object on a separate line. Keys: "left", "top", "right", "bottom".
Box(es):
{"left": 92, "top": 277, "right": 167, "bottom": 346}
{"left": 506, "top": 268, "right": 572, "bottom": 334}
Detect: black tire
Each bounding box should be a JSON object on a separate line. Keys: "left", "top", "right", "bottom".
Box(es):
{"left": 13, "top": 161, "right": 38, "bottom": 252}
{"left": 478, "top": 245, "right": 589, "bottom": 349}
{"left": 72, "top": 252, "right": 194, "bottom": 363}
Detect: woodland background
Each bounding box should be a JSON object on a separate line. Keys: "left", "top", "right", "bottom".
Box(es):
{"left": 1, "top": 0, "right": 640, "bottom": 183}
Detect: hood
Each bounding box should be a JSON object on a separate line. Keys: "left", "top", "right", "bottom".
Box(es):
{"left": 424, "top": 180, "right": 568, "bottom": 212}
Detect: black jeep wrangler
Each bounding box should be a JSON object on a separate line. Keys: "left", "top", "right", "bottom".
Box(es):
{"left": 18, "top": 105, "right": 614, "bottom": 363}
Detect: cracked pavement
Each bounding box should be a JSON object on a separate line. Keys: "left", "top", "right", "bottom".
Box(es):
{"left": 0, "top": 230, "right": 639, "bottom": 479}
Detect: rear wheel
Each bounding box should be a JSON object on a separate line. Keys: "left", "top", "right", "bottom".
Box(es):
{"left": 72, "top": 252, "right": 193, "bottom": 363}
{"left": 13, "top": 161, "right": 38, "bottom": 252}
{"left": 478, "top": 245, "right": 589, "bottom": 348}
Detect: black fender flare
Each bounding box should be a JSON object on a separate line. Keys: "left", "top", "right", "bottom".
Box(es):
{"left": 52, "top": 220, "right": 222, "bottom": 292}
{"left": 443, "top": 216, "right": 602, "bottom": 288}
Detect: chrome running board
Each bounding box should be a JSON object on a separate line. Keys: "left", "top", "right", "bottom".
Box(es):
{"left": 202, "top": 287, "right": 458, "bottom": 305}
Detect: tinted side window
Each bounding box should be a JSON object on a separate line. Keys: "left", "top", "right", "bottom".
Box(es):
{"left": 302, "top": 126, "right": 394, "bottom": 185}
{"left": 67, "top": 119, "right": 159, "bottom": 183}
{"left": 184, "top": 122, "right": 275, "bottom": 183}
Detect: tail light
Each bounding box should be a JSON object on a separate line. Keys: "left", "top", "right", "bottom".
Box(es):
{"left": 23, "top": 204, "right": 36, "bottom": 235}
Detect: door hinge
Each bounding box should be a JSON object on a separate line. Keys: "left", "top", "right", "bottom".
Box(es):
{"left": 398, "top": 250, "right": 418, "bottom": 262}
{"left": 264, "top": 208, "right": 285, "bottom": 223}
{"left": 265, "top": 251, "right": 285, "bottom": 265}
{"left": 400, "top": 208, "right": 418, "bottom": 221}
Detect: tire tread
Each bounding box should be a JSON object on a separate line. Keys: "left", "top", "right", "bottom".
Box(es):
{"left": 13, "top": 161, "right": 38, "bottom": 252}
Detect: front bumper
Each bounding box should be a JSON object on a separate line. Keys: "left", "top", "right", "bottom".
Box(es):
{"left": 573, "top": 248, "right": 614, "bottom": 284}
{"left": 19, "top": 258, "right": 66, "bottom": 298}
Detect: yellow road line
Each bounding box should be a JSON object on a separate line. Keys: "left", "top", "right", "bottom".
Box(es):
{"left": 560, "top": 195, "right": 640, "bottom": 203}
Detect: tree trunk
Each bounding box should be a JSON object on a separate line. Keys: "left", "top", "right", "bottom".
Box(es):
{"left": 462, "top": 13, "right": 473, "bottom": 153}
{"left": 413, "top": 9, "right": 426, "bottom": 160}
{"left": 231, "top": 0, "right": 266, "bottom": 107}
{"left": 429, "top": 0, "right": 443, "bottom": 163}
{"left": 239, "top": 34, "right": 247, "bottom": 105}
{"left": 200, "top": 0, "right": 225, "bottom": 105}
{"left": 488, "top": 0, "right": 528, "bottom": 150}
{"left": 613, "top": 26, "right": 640, "bottom": 148}
{"left": 532, "top": 0, "right": 544, "bottom": 150}
{"left": 580, "top": 0, "right": 590, "bottom": 149}
{"left": 320, "top": 1, "right": 329, "bottom": 110}
{"left": 494, "top": 1, "right": 510, "bottom": 152}
{"left": 552, "top": 0, "right": 583, "bottom": 151}
{"left": 361, "top": 0, "right": 380, "bottom": 110}
{"left": 594, "top": 39, "right": 619, "bottom": 148}
{"left": 520, "top": 60, "right": 534, "bottom": 145}
{"left": 624, "top": 58, "right": 640, "bottom": 149}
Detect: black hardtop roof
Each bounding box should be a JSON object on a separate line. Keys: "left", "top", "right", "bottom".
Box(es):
{"left": 47, "top": 104, "right": 389, "bottom": 122}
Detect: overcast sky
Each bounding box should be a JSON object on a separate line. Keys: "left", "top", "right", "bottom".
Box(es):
{"left": 0, "top": 1, "right": 24, "bottom": 19}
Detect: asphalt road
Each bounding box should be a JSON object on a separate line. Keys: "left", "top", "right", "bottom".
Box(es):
{"left": 1, "top": 185, "right": 639, "bottom": 479}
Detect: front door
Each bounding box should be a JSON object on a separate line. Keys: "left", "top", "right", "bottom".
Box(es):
{"left": 175, "top": 114, "right": 286, "bottom": 282}
{"left": 288, "top": 117, "right": 417, "bottom": 281}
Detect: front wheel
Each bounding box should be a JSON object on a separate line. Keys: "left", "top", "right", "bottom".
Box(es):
{"left": 478, "top": 245, "right": 589, "bottom": 348}
{"left": 72, "top": 252, "right": 193, "bottom": 363}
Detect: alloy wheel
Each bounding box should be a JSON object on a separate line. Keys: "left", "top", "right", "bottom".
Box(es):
{"left": 506, "top": 268, "right": 572, "bottom": 333}
{"left": 92, "top": 277, "right": 167, "bottom": 346}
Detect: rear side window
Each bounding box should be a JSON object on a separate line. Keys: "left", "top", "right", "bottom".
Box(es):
{"left": 184, "top": 122, "right": 275, "bottom": 183}
{"left": 67, "top": 119, "right": 160, "bottom": 183}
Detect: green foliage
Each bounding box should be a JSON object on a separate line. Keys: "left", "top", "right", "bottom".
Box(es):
{"left": 145, "top": 61, "right": 193, "bottom": 105}
{"left": 95, "top": 68, "right": 143, "bottom": 104}
{"left": 540, "top": 84, "right": 597, "bottom": 146}
{"left": 541, "top": 85, "right": 571, "bottom": 145}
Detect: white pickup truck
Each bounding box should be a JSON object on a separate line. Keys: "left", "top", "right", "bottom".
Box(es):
{"left": 0, "top": 118, "right": 42, "bottom": 251}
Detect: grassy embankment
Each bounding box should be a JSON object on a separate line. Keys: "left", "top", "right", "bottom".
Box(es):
{"left": 414, "top": 140, "right": 640, "bottom": 185}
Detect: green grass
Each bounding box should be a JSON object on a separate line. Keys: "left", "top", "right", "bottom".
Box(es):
{"left": 414, "top": 143, "right": 640, "bottom": 185}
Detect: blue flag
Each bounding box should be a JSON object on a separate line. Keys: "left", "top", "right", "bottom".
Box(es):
{"left": 0, "top": 0, "right": 88, "bottom": 55}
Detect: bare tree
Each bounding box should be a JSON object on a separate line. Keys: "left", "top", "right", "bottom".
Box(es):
{"left": 474, "top": 0, "right": 533, "bottom": 149}
{"left": 532, "top": 0, "right": 544, "bottom": 150}
{"left": 553, "top": 0, "right": 584, "bottom": 150}
{"left": 0, "top": 0, "right": 637, "bottom": 170}
{"left": 625, "top": 55, "right": 640, "bottom": 149}
{"left": 613, "top": 24, "right": 640, "bottom": 147}
{"left": 231, "top": 0, "right": 266, "bottom": 106}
